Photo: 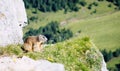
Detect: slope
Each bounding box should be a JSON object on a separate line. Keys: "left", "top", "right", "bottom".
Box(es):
{"left": 23, "top": 0, "right": 116, "bottom": 34}
{"left": 65, "top": 11, "right": 120, "bottom": 51}
{"left": 0, "top": 37, "right": 105, "bottom": 71}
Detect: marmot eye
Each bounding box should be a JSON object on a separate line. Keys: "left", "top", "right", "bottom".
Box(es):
{"left": 43, "top": 36, "right": 45, "bottom": 38}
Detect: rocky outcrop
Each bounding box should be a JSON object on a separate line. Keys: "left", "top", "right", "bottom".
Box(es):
{"left": 0, "top": 0, "right": 27, "bottom": 46}
{"left": 0, "top": 56, "right": 65, "bottom": 71}
{"left": 101, "top": 56, "right": 108, "bottom": 71}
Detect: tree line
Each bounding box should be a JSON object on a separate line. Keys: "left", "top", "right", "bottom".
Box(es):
{"left": 105, "top": 0, "right": 120, "bottom": 9}
{"left": 101, "top": 48, "right": 120, "bottom": 71}
{"left": 101, "top": 48, "right": 120, "bottom": 62}
{"left": 24, "top": 21, "right": 73, "bottom": 44}
{"left": 23, "top": 0, "right": 86, "bottom": 13}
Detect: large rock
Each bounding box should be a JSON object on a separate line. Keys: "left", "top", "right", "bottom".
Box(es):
{"left": 0, "top": 56, "right": 65, "bottom": 71}
{"left": 0, "top": 0, "right": 27, "bottom": 46}
{"left": 101, "top": 56, "right": 108, "bottom": 71}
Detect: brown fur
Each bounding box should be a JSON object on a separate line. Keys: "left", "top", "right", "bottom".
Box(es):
{"left": 23, "top": 35, "right": 47, "bottom": 52}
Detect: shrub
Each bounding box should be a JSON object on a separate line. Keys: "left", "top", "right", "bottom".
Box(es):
{"left": 29, "top": 16, "right": 38, "bottom": 21}
{"left": 113, "top": 48, "right": 120, "bottom": 57}
{"left": 93, "top": 2, "right": 98, "bottom": 6}
{"left": 88, "top": 4, "right": 92, "bottom": 10}
{"left": 98, "top": 0, "right": 104, "bottom": 1}
{"left": 108, "top": 4, "right": 112, "bottom": 7}
{"left": 79, "top": 1, "right": 87, "bottom": 6}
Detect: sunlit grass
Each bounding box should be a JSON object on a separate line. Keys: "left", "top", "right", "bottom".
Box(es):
{"left": 107, "top": 56, "right": 120, "bottom": 70}
{"left": 0, "top": 37, "right": 103, "bottom": 71}
{"left": 65, "top": 11, "right": 120, "bottom": 51}
{"left": 23, "top": 0, "right": 116, "bottom": 34}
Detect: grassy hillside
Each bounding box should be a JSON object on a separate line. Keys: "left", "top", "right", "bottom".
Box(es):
{"left": 65, "top": 11, "right": 120, "bottom": 51}
{"left": 23, "top": 0, "right": 116, "bottom": 34}
{"left": 0, "top": 37, "right": 103, "bottom": 71}
{"left": 23, "top": 0, "right": 119, "bottom": 51}
{"left": 107, "top": 56, "right": 120, "bottom": 69}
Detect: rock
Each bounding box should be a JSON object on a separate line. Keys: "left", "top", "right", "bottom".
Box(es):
{"left": 0, "top": 56, "right": 65, "bottom": 71}
{"left": 0, "top": 0, "right": 27, "bottom": 46}
{"left": 101, "top": 56, "right": 108, "bottom": 71}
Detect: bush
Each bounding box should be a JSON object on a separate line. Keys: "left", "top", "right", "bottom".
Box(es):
{"left": 88, "top": 4, "right": 92, "bottom": 10}
{"left": 108, "top": 67, "right": 118, "bottom": 71}
{"left": 108, "top": 4, "right": 112, "bottom": 7}
{"left": 116, "top": 64, "right": 120, "bottom": 71}
{"left": 98, "top": 0, "right": 104, "bottom": 1}
{"left": 29, "top": 16, "right": 38, "bottom": 21}
{"left": 106, "top": 0, "right": 120, "bottom": 10}
{"left": 101, "top": 49, "right": 108, "bottom": 62}
{"left": 93, "top": 2, "right": 98, "bottom": 6}
{"left": 79, "top": 1, "right": 87, "bottom": 6}
{"left": 113, "top": 48, "right": 120, "bottom": 57}
{"left": 101, "top": 48, "right": 120, "bottom": 62}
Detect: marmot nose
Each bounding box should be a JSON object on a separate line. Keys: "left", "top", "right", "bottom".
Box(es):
{"left": 43, "top": 36, "right": 47, "bottom": 41}
{"left": 45, "top": 37, "right": 48, "bottom": 41}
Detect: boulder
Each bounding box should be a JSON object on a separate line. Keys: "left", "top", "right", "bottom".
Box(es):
{"left": 0, "top": 56, "right": 65, "bottom": 71}
{"left": 0, "top": 0, "right": 27, "bottom": 46}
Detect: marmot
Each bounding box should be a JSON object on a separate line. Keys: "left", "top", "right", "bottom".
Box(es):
{"left": 23, "top": 35, "right": 47, "bottom": 52}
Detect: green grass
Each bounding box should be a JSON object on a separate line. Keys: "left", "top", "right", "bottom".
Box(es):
{"left": 23, "top": 0, "right": 116, "bottom": 34}
{"left": 0, "top": 45, "right": 23, "bottom": 56}
{"left": 107, "top": 56, "right": 120, "bottom": 70}
{"left": 0, "top": 37, "right": 103, "bottom": 71}
{"left": 65, "top": 11, "right": 120, "bottom": 51}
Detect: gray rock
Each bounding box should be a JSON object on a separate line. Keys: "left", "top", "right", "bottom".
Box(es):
{"left": 0, "top": 0, "right": 27, "bottom": 46}
{"left": 0, "top": 56, "right": 65, "bottom": 71}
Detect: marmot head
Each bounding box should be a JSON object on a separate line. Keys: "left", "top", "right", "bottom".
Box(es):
{"left": 38, "top": 35, "right": 47, "bottom": 43}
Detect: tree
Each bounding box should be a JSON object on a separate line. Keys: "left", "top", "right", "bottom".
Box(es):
{"left": 24, "top": 21, "right": 73, "bottom": 44}
{"left": 113, "top": 48, "right": 120, "bottom": 57}
{"left": 23, "top": 0, "right": 83, "bottom": 12}
{"left": 101, "top": 49, "right": 108, "bottom": 62}
{"left": 108, "top": 50, "right": 113, "bottom": 61}
{"left": 23, "top": 0, "right": 30, "bottom": 9}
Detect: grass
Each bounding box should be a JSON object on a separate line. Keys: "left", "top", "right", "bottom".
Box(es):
{"left": 65, "top": 11, "right": 120, "bottom": 51}
{"left": 0, "top": 45, "right": 24, "bottom": 57}
{"left": 23, "top": 0, "right": 116, "bottom": 34}
{"left": 107, "top": 56, "right": 120, "bottom": 70}
{"left": 107, "top": 56, "right": 120, "bottom": 67}
{"left": 0, "top": 37, "right": 103, "bottom": 71}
